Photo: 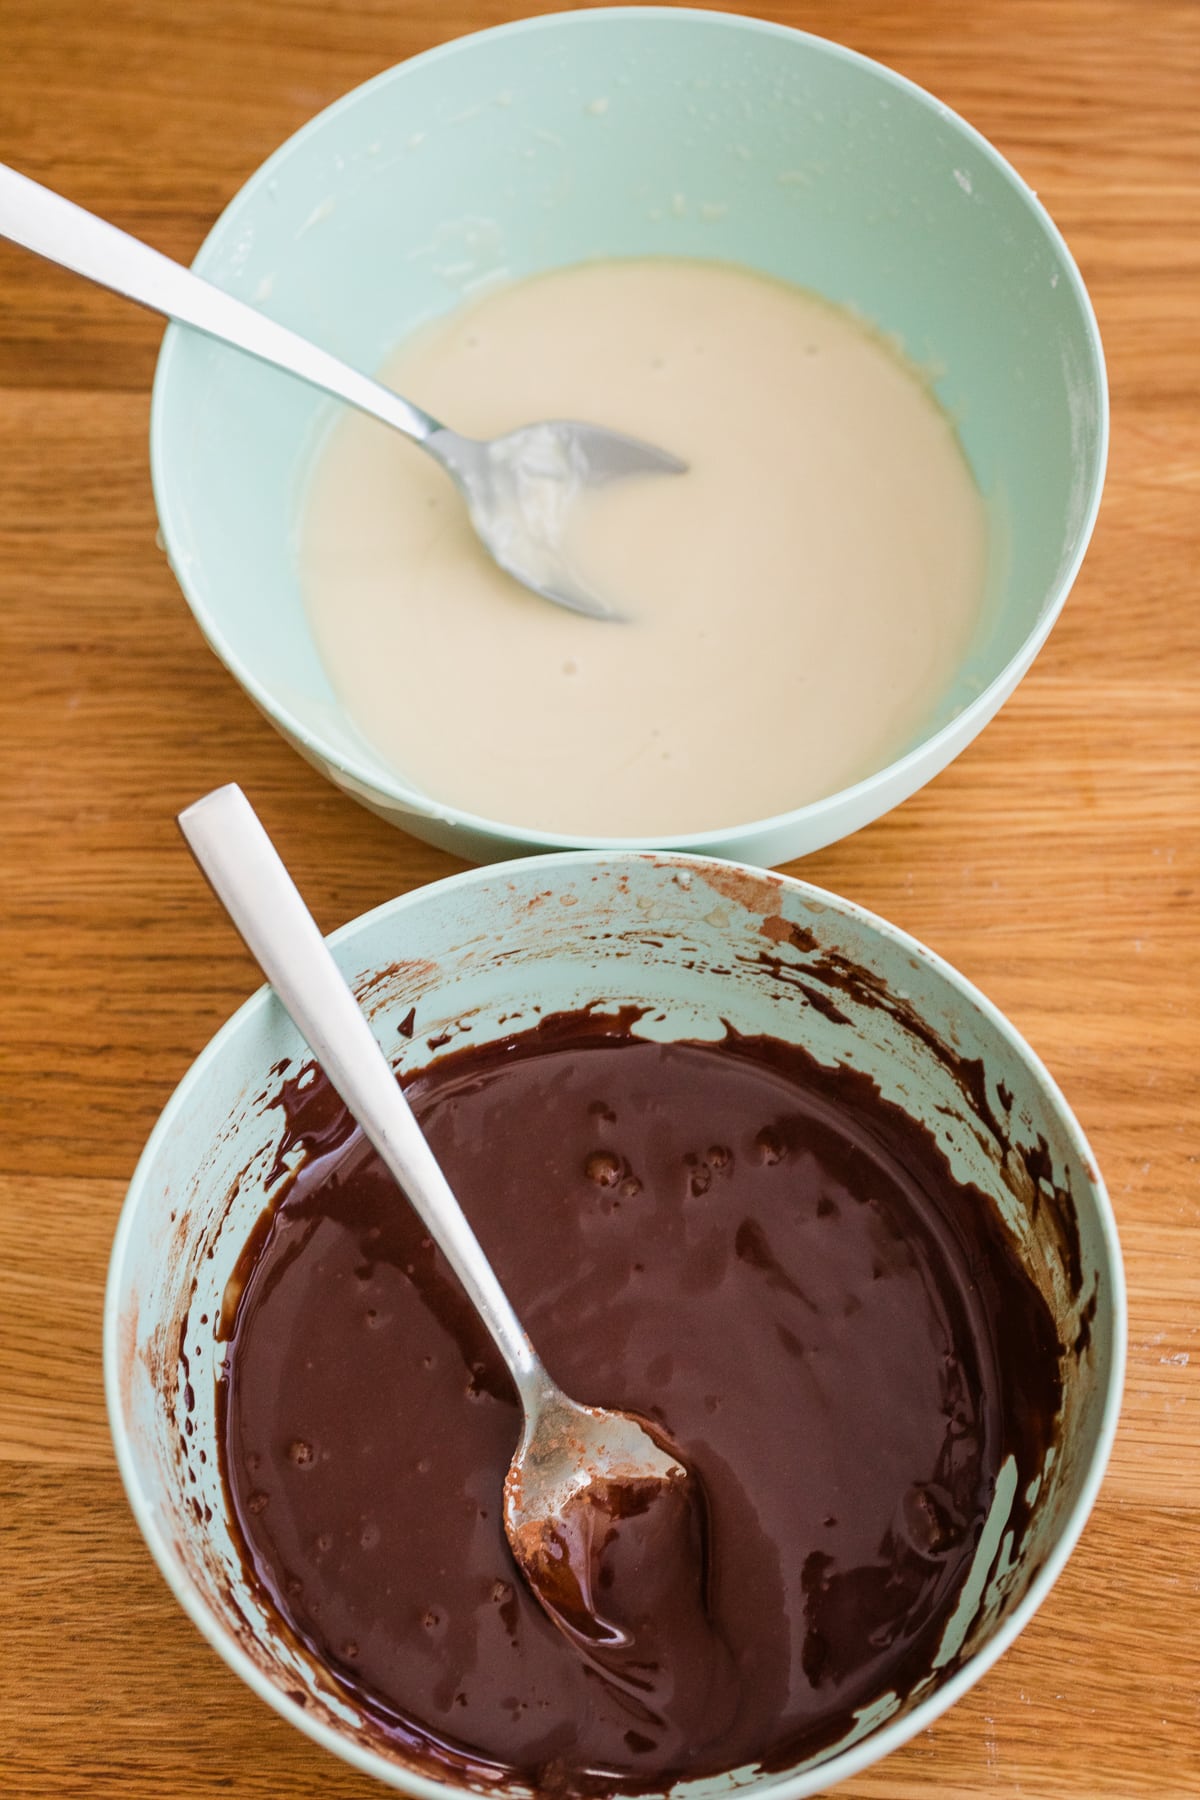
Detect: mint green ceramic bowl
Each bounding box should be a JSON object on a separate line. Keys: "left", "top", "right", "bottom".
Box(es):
{"left": 150, "top": 9, "right": 1107, "bottom": 864}
{"left": 106, "top": 852, "right": 1124, "bottom": 1797}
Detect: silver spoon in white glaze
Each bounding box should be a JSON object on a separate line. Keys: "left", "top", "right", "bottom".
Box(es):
{"left": 0, "top": 162, "right": 685, "bottom": 621}
{"left": 177, "top": 782, "right": 690, "bottom": 1639}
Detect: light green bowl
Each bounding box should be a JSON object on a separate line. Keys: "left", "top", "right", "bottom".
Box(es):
{"left": 106, "top": 852, "right": 1124, "bottom": 1797}
{"left": 151, "top": 9, "right": 1107, "bottom": 864}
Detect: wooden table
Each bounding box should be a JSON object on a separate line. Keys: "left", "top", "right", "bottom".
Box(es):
{"left": 1, "top": 1, "right": 1197, "bottom": 1794}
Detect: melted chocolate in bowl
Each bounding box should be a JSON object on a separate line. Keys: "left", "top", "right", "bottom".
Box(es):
{"left": 218, "top": 1012, "right": 1063, "bottom": 1793}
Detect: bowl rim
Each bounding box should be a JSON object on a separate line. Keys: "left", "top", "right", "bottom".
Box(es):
{"left": 104, "top": 846, "right": 1127, "bottom": 1800}
{"left": 148, "top": 4, "right": 1110, "bottom": 855}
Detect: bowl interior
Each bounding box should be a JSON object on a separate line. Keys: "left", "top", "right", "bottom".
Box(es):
{"left": 107, "top": 853, "right": 1122, "bottom": 1799}
{"left": 151, "top": 10, "right": 1105, "bottom": 851}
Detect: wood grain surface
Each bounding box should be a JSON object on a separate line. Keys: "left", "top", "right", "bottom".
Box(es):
{"left": 1, "top": 1, "right": 1197, "bottom": 1794}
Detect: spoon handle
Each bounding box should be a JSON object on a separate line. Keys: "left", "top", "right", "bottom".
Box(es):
{"left": 178, "top": 783, "right": 543, "bottom": 1401}
{"left": 0, "top": 160, "right": 442, "bottom": 445}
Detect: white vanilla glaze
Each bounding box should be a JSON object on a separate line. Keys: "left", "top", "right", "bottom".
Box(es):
{"left": 299, "top": 259, "right": 988, "bottom": 838}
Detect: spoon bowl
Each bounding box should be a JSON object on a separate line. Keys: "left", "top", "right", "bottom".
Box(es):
{"left": 503, "top": 1384, "right": 687, "bottom": 1638}
{"left": 430, "top": 420, "right": 686, "bottom": 621}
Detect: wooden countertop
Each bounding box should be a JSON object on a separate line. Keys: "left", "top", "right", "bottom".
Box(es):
{"left": 1, "top": 1, "right": 1196, "bottom": 1794}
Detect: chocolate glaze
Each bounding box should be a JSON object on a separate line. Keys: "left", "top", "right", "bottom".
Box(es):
{"left": 219, "top": 1010, "right": 1063, "bottom": 1793}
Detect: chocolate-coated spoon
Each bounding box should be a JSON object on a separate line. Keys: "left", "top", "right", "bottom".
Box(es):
{"left": 177, "top": 782, "right": 689, "bottom": 1639}
{"left": 0, "top": 161, "right": 685, "bottom": 621}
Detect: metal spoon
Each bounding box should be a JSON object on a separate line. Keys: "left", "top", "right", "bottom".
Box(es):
{"left": 178, "top": 782, "right": 686, "bottom": 1629}
{"left": 0, "top": 162, "right": 685, "bottom": 621}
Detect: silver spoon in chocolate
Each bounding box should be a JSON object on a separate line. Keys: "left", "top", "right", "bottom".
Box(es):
{"left": 178, "top": 782, "right": 690, "bottom": 1639}
{"left": 0, "top": 161, "right": 686, "bottom": 622}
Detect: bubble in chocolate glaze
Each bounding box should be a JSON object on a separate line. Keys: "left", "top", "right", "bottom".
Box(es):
{"left": 584, "top": 1150, "right": 623, "bottom": 1187}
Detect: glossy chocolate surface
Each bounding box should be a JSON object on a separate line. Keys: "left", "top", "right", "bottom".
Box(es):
{"left": 220, "top": 1012, "right": 1062, "bottom": 1792}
